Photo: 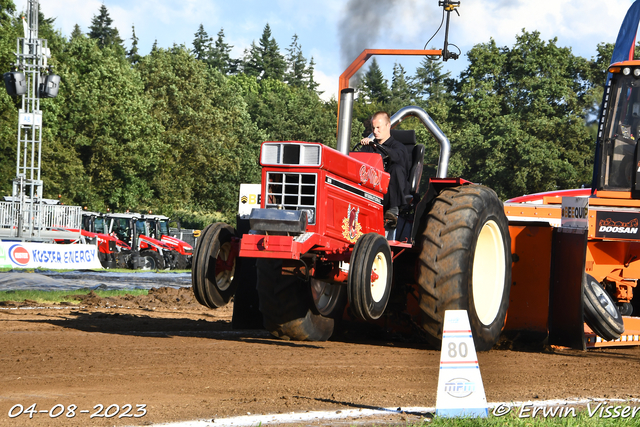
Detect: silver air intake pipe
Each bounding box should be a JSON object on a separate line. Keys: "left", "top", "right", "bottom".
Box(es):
{"left": 366, "top": 106, "right": 451, "bottom": 178}
{"left": 336, "top": 88, "right": 354, "bottom": 156}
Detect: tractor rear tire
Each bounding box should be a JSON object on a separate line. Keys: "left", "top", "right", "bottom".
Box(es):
{"left": 140, "top": 249, "right": 164, "bottom": 271}
{"left": 583, "top": 274, "right": 624, "bottom": 341}
{"left": 191, "top": 223, "right": 238, "bottom": 308}
{"left": 256, "top": 259, "right": 334, "bottom": 341}
{"left": 417, "top": 184, "right": 511, "bottom": 351}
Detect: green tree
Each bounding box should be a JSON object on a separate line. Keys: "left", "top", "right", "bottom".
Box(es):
{"left": 88, "top": 5, "right": 124, "bottom": 52}
{"left": 285, "top": 34, "right": 307, "bottom": 88}
{"left": 209, "top": 28, "right": 237, "bottom": 74}
{"left": 70, "top": 24, "right": 83, "bottom": 41}
{"left": 446, "top": 31, "right": 595, "bottom": 199}
{"left": 389, "top": 63, "right": 412, "bottom": 112}
{"left": 0, "top": 0, "right": 18, "bottom": 195}
{"left": 243, "top": 24, "right": 286, "bottom": 81}
{"left": 127, "top": 25, "right": 141, "bottom": 65}
{"left": 44, "top": 36, "right": 162, "bottom": 210}
{"left": 237, "top": 75, "right": 336, "bottom": 146}
{"left": 192, "top": 24, "right": 212, "bottom": 61}
{"left": 137, "top": 46, "right": 264, "bottom": 218}
{"left": 307, "top": 56, "right": 320, "bottom": 92}
{"left": 359, "top": 58, "right": 390, "bottom": 104}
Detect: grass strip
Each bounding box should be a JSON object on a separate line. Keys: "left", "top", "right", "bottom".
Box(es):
{"left": 0, "top": 289, "right": 148, "bottom": 304}
{"left": 400, "top": 405, "right": 640, "bottom": 426}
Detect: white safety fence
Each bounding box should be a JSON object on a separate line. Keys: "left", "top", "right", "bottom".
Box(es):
{"left": 0, "top": 201, "right": 81, "bottom": 239}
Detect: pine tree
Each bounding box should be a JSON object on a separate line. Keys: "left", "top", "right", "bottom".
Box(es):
{"left": 209, "top": 28, "right": 235, "bottom": 74}
{"left": 242, "top": 41, "right": 263, "bottom": 78}
{"left": 127, "top": 25, "right": 141, "bottom": 65}
{"left": 411, "top": 58, "right": 451, "bottom": 104}
{"left": 192, "top": 24, "right": 212, "bottom": 61}
{"left": 361, "top": 58, "right": 390, "bottom": 103}
{"left": 88, "top": 5, "right": 123, "bottom": 50}
{"left": 306, "top": 57, "right": 321, "bottom": 93}
{"left": 390, "top": 63, "right": 412, "bottom": 105}
{"left": 70, "top": 24, "right": 83, "bottom": 42}
{"left": 285, "top": 34, "right": 307, "bottom": 88}
{"left": 258, "top": 23, "right": 286, "bottom": 81}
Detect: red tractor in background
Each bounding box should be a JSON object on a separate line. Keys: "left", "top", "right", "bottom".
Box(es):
{"left": 143, "top": 214, "right": 193, "bottom": 269}
{"left": 104, "top": 212, "right": 178, "bottom": 270}
{"left": 80, "top": 211, "right": 131, "bottom": 269}
{"left": 191, "top": 0, "right": 512, "bottom": 351}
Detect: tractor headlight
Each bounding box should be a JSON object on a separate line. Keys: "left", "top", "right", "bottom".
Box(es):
{"left": 623, "top": 67, "right": 631, "bottom": 76}
{"left": 634, "top": 69, "right": 640, "bottom": 77}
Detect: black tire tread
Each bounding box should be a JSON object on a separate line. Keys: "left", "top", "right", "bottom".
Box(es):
{"left": 191, "top": 223, "right": 237, "bottom": 309}
{"left": 417, "top": 184, "right": 511, "bottom": 351}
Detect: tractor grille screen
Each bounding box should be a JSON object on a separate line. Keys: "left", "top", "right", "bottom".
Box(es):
{"left": 261, "top": 143, "right": 321, "bottom": 166}
{"left": 266, "top": 172, "right": 317, "bottom": 224}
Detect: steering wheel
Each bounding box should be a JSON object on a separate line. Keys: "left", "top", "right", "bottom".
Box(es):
{"left": 370, "top": 141, "right": 390, "bottom": 170}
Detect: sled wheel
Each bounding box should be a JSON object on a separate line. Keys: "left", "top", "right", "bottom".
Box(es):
{"left": 347, "top": 233, "right": 392, "bottom": 322}
{"left": 140, "top": 249, "right": 164, "bottom": 271}
{"left": 417, "top": 184, "right": 512, "bottom": 351}
{"left": 256, "top": 259, "right": 334, "bottom": 341}
{"left": 583, "top": 274, "right": 624, "bottom": 341}
{"left": 191, "top": 222, "right": 238, "bottom": 308}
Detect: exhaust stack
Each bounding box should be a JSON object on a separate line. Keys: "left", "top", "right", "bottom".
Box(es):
{"left": 336, "top": 88, "right": 354, "bottom": 156}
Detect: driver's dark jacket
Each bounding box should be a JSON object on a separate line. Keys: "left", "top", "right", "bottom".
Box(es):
{"left": 359, "top": 135, "right": 411, "bottom": 209}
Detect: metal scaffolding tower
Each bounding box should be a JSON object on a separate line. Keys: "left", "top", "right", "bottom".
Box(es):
{"left": 0, "top": 0, "right": 80, "bottom": 241}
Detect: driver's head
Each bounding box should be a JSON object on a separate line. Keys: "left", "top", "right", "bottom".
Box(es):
{"left": 371, "top": 111, "right": 391, "bottom": 143}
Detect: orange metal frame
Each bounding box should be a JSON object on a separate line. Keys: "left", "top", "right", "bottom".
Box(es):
{"left": 336, "top": 49, "right": 442, "bottom": 131}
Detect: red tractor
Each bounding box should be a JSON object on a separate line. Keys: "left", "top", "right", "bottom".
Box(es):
{"left": 143, "top": 214, "right": 193, "bottom": 269}
{"left": 104, "top": 212, "right": 178, "bottom": 270}
{"left": 193, "top": 75, "right": 512, "bottom": 351}
{"left": 192, "top": 2, "right": 511, "bottom": 350}
{"left": 80, "top": 211, "right": 130, "bottom": 269}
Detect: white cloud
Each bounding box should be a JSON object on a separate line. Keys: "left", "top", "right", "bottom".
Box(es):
{"left": 315, "top": 69, "right": 339, "bottom": 102}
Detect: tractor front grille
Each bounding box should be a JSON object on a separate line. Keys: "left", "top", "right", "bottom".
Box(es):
{"left": 265, "top": 172, "right": 317, "bottom": 224}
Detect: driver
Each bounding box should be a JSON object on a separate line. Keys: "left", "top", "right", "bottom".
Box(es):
{"left": 359, "top": 111, "right": 410, "bottom": 228}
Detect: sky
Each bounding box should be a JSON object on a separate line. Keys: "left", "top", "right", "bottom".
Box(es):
{"left": 14, "top": 0, "right": 639, "bottom": 101}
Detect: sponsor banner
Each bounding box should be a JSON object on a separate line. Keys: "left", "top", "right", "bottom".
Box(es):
{"left": 561, "top": 197, "right": 588, "bottom": 229}
{"left": 0, "top": 242, "right": 102, "bottom": 269}
{"left": 0, "top": 244, "right": 11, "bottom": 269}
{"left": 595, "top": 211, "right": 640, "bottom": 239}
{"left": 238, "top": 183, "right": 262, "bottom": 219}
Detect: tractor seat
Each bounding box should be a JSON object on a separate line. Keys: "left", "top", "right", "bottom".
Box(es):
{"left": 390, "top": 129, "right": 424, "bottom": 201}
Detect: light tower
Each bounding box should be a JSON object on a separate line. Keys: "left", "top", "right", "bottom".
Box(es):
{"left": 2, "top": 0, "right": 78, "bottom": 241}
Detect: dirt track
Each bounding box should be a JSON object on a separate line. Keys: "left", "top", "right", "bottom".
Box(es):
{"left": 1, "top": 287, "right": 640, "bottom": 427}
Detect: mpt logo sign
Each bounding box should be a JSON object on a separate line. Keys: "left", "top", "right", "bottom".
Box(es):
{"left": 9, "top": 244, "right": 30, "bottom": 266}
{"left": 444, "top": 378, "right": 475, "bottom": 398}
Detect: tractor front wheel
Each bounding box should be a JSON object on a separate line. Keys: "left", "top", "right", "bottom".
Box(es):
{"left": 191, "top": 223, "right": 238, "bottom": 308}
{"left": 347, "top": 233, "right": 393, "bottom": 322}
{"left": 417, "top": 184, "right": 512, "bottom": 351}
{"left": 256, "top": 259, "right": 334, "bottom": 341}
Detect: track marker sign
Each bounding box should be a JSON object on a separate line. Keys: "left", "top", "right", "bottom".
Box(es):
{"left": 435, "top": 310, "right": 488, "bottom": 418}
